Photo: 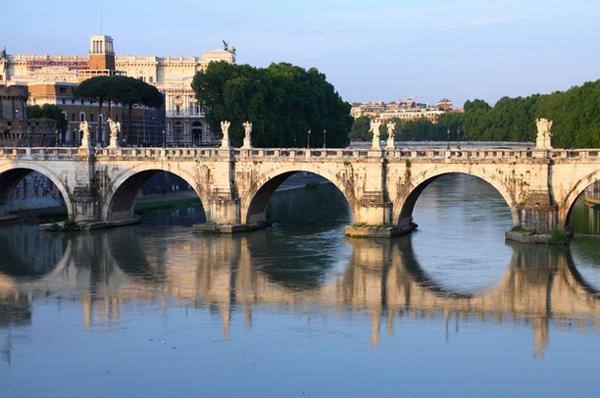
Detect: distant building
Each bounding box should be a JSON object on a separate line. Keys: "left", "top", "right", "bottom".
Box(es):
{"left": 350, "top": 97, "right": 461, "bottom": 124}
{"left": 437, "top": 98, "right": 453, "bottom": 111}
{"left": 1, "top": 34, "right": 235, "bottom": 146}
{"left": 0, "top": 85, "right": 57, "bottom": 147}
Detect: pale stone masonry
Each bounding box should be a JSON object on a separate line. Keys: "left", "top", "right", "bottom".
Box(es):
{"left": 1, "top": 144, "right": 599, "bottom": 240}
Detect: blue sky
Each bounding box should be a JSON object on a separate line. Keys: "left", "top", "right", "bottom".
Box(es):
{"left": 3, "top": 0, "right": 599, "bottom": 106}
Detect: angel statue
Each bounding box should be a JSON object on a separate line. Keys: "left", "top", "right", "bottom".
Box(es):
{"left": 220, "top": 120, "right": 231, "bottom": 149}
{"left": 242, "top": 121, "right": 253, "bottom": 149}
{"left": 370, "top": 119, "right": 382, "bottom": 149}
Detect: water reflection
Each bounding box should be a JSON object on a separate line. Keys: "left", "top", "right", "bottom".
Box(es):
{"left": 2, "top": 221, "right": 600, "bottom": 358}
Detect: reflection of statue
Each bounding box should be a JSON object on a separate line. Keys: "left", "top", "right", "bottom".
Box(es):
{"left": 386, "top": 122, "right": 396, "bottom": 149}
{"left": 370, "top": 120, "right": 382, "bottom": 149}
{"left": 242, "top": 121, "right": 253, "bottom": 149}
{"left": 79, "top": 121, "right": 91, "bottom": 149}
{"left": 536, "top": 118, "right": 553, "bottom": 149}
{"left": 107, "top": 118, "right": 121, "bottom": 148}
{"left": 220, "top": 120, "right": 231, "bottom": 149}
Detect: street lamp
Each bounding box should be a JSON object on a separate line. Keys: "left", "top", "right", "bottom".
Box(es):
{"left": 457, "top": 127, "right": 461, "bottom": 149}
{"left": 446, "top": 128, "right": 450, "bottom": 150}
{"left": 307, "top": 129, "right": 311, "bottom": 149}
{"left": 323, "top": 129, "right": 327, "bottom": 149}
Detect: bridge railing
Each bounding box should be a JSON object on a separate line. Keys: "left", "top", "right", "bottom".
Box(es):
{"left": 0, "top": 147, "right": 81, "bottom": 160}
{"left": 2, "top": 147, "right": 600, "bottom": 162}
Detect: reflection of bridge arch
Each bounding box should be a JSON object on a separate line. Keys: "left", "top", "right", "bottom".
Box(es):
{"left": 392, "top": 169, "right": 518, "bottom": 229}
{"left": 5, "top": 225, "right": 600, "bottom": 354}
{"left": 560, "top": 170, "right": 600, "bottom": 227}
{"left": 241, "top": 166, "right": 358, "bottom": 225}
{"left": 0, "top": 224, "right": 69, "bottom": 277}
{"left": 102, "top": 165, "right": 209, "bottom": 222}
{"left": 0, "top": 161, "right": 73, "bottom": 216}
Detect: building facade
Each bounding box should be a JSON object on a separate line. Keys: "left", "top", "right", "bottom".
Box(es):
{"left": 350, "top": 97, "right": 461, "bottom": 124}
{"left": 1, "top": 34, "right": 235, "bottom": 146}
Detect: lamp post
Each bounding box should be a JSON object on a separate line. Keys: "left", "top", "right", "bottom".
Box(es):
{"left": 446, "top": 128, "right": 450, "bottom": 150}
{"left": 457, "top": 127, "right": 461, "bottom": 149}
{"left": 323, "top": 129, "right": 326, "bottom": 149}
{"left": 307, "top": 129, "right": 311, "bottom": 149}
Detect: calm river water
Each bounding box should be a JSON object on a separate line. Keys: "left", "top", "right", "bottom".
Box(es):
{"left": 2, "top": 174, "right": 600, "bottom": 397}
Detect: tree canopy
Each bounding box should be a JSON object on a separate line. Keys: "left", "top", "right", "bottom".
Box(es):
{"left": 349, "top": 78, "right": 600, "bottom": 148}
{"left": 27, "top": 104, "right": 67, "bottom": 132}
{"left": 191, "top": 61, "right": 352, "bottom": 148}
{"left": 75, "top": 75, "right": 163, "bottom": 110}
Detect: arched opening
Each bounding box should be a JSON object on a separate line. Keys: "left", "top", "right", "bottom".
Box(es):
{"left": 398, "top": 173, "right": 514, "bottom": 293}
{"left": 245, "top": 171, "right": 355, "bottom": 290}
{"left": 564, "top": 178, "right": 600, "bottom": 287}
{"left": 244, "top": 171, "right": 354, "bottom": 228}
{"left": 191, "top": 121, "right": 203, "bottom": 147}
{"left": 105, "top": 170, "right": 206, "bottom": 225}
{"left": 565, "top": 180, "right": 600, "bottom": 236}
{"left": 0, "top": 169, "right": 69, "bottom": 221}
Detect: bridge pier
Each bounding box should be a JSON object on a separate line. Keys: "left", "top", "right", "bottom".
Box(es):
{"left": 506, "top": 153, "right": 571, "bottom": 244}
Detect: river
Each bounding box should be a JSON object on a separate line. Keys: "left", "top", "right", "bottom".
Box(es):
{"left": 2, "top": 174, "right": 600, "bottom": 397}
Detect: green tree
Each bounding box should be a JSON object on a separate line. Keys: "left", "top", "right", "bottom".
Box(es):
{"left": 192, "top": 61, "right": 352, "bottom": 148}
{"left": 349, "top": 116, "right": 370, "bottom": 140}
{"left": 76, "top": 75, "right": 164, "bottom": 144}
{"left": 108, "top": 76, "right": 164, "bottom": 143}
{"left": 74, "top": 75, "right": 111, "bottom": 142}
{"left": 27, "top": 104, "right": 67, "bottom": 132}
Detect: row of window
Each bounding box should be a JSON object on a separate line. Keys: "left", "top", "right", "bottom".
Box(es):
{"left": 66, "top": 112, "right": 119, "bottom": 123}
{"left": 174, "top": 104, "right": 202, "bottom": 115}
{"left": 60, "top": 98, "right": 129, "bottom": 107}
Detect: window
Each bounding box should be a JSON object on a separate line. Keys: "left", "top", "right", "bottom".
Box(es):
{"left": 59, "top": 87, "right": 67, "bottom": 94}
{"left": 175, "top": 105, "right": 180, "bottom": 114}
{"left": 62, "top": 99, "right": 66, "bottom": 105}
{"left": 90, "top": 114, "right": 94, "bottom": 122}
{"left": 71, "top": 113, "right": 75, "bottom": 122}
{"left": 80, "top": 112, "right": 85, "bottom": 121}
{"left": 81, "top": 100, "right": 84, "bottom": 105}
{"left": 71, "top": 99, "right": 75, "bottom": 104}
{"left": 115, "top": 114, "right": 119, "bottom": 122}
{"left": 149, "top": 76, "right": 153, "bottom": 83}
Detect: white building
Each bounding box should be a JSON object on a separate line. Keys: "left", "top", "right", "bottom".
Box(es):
{"left": 1, "top": 34, "right": 236, "bottom": 146}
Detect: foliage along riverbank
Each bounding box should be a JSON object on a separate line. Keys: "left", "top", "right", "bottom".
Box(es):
{"left": 350, "top": 78, "right": 600, "bottom": 148}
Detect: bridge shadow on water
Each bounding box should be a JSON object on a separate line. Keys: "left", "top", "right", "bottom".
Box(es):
{"left": 2, "top": 218, "right": 600, "bottom": 356}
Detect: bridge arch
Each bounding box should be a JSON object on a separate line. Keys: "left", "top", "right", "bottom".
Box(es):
{"left": 241, "top": 164, "right": 358, "bottom": 226}
{"left": 559, "top": 169, "right": 600, "bottom": 227}
{"left": 392, "top": 168, "right": 519, "bottom": 229}
{"left": 0, "top": 161, "right": 73, "bottom": 216}
{"left": 102, "top": 164, "right": 210, "bottom": 222}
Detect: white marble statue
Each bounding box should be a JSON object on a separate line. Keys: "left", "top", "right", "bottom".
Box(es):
{"left": 220, "top": 120, "right": 231, "bottom": 149}
{"left": 242, "top": 121, "right": 253, "bottom": 149}
{"left": 107, "top": 118, "right": 121, "bottom": 148}
{"left": 386, "top": 122, "right": 396, "bottom": 149}
{"left": 79, "top": 120, "right": 91, "bottom": 149}
{"left": 536, "top": 118, "right": 553, "bottom": 149}
{"left": 370, "top": 120, "right": 382, "bottom": 150}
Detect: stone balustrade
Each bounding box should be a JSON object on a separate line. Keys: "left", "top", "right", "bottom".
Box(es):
{"left": 3, "top": 146, "right": 600, "bottom": 162}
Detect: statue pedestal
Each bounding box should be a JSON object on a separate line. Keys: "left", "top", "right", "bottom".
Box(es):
{"left": 241, "top": 137, "right": 253, "bottom": 149}
{"left": 107, "top": 137, "right": 120, "bottom": 149}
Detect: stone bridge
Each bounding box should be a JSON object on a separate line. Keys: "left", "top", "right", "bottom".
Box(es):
{"left": 1, "top": 143, "right": 600, "bottom": 238}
